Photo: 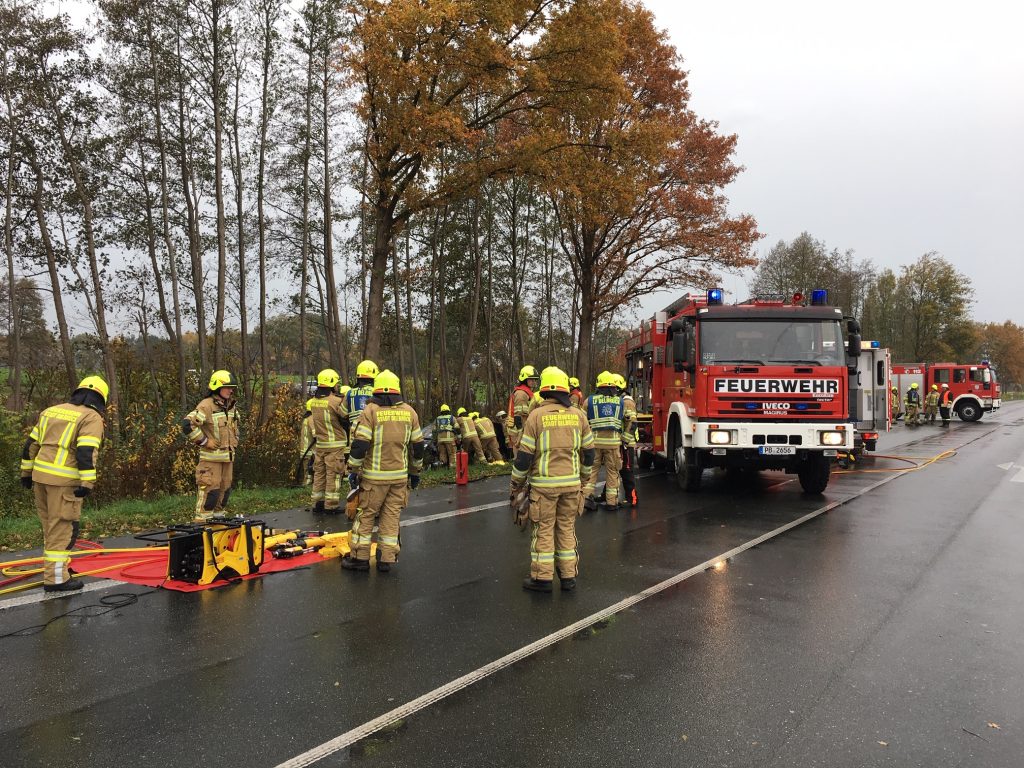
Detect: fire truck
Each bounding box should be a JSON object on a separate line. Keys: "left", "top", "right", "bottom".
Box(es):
{"left": 890, "top": 362, "right": 1001, "bottom": 421}
{"left": 623, "top": 289, "right": 861, "bottom": 494}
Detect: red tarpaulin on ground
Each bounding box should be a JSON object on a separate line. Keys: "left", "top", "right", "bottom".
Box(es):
{"left": 72, "top": 548, "right": 328, "bottom": 592}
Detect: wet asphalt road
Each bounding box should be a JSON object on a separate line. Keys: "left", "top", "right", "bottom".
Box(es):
{"left": 2, "top": 405, "right": 1023, "bottom": 767}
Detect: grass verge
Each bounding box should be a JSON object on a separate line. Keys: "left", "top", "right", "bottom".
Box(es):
{"left": 0, "top": 461, "right": 511, "bottom": 551}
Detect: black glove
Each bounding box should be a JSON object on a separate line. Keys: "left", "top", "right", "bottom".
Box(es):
{"left": 348, "top": 473, "right": 360, "bottom": 490}
{"left": 20, "top": 476, "right": 32, "bottom": 489}
{"left": 410, "top": 474, "right": 421, "bottom": 490}
{"left": 73, "top": 486, "right": 91, "bottom": 498}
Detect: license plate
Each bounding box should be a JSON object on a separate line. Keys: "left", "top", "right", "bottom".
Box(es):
{"left": 758, "top": 446, "right": 796, "bottom": 455}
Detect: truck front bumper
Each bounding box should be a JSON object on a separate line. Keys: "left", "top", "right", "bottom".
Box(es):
{"left": 692, "top": 420, "right": 854, "bottom": 456}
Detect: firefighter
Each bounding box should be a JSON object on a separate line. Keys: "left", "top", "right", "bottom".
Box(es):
{"left": 511, "top": 366, "right": 595, "bottom": 592}
{"left": 924, "top": 384, "right": 940, "bottom": 424}
{"left": 434, "top": 404, "right": 457, "bottom": 467}
{"left": 494, "top": 411, "right": 510, "bottom": 459}
{"left": 584, "top": 371, "right": 626, "bottom": 510}
{"left": 473, "top": 411, "right": 505, "bottom": 464}
{"left": 620, "top": 420, "right": 639, "bottom": 507}
{"left": 890, "top": 386, "right": 902, "bottom": 423}
{"left": 309, "top": 368, "right": 347, "bottom": 514}
{"left": 297, "top": 399, "right": 316, "bottom": 486}
{"left": 569, "top": 377, "right": 584, "bottom": 408}
{"left": 183, "top": 370, "right": 240, "bottom": 520}
{"left": 938, "top": 383, "right": 954, "bottom": 427}
{"left": 457, "top": 407, "right": 483, "bottom": 463}
{"left": 612, "top": 373, "right": 638, "bottom": 506}
{"left": 343, "top": 370, "right": 424, "bottom": 573}
{"left": 505, "top": 365, "right": 539, "bottom": 452}
{"left": 341, "top": 359, "right": 379, "bottom": 435}
{"left": 905, "top": 382, "right": 922, "bottom": 426}
{"left": 20, "top": 376, "right": 107, "bottom": 592}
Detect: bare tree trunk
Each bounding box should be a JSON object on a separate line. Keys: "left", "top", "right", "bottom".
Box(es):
{"left": 405, "top": 229, "right": 419, "bottom": 409}
{"left": 456, "top": 199, "right": 483, "bottom": 405}
{"left": 322, "top": 57, "right": 344, "bottom": 370}
{"left": 255, "top": 1, "right": 273, "bottom": 424}
{"left": 144, "top": 13, "right": 187, "bottom": 411}
{"left": 176, "top": 24, "right": 208, "bottom": 375}
{"left": 484, "top": 206, "right": 494, "bottom": 411}
{"left": 30, "top": 164, "right": 76, "bottom": 388}
{"left": 41, "top": 65, "right": 119, "bottom": 419}
{"left": 1, "top": 59, "right": 21, "bottom": 409}
{"left": 212, "top": 0, "right": 228, "bottom": 370}
{"left": 229, "top": 64, "right": 249, "bottom": 398}
{"left": 392, "top": 244, "right": 406, "bottom": 383}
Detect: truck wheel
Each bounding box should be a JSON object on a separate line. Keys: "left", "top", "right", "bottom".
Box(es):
{"left": 798, "top": 454, "right": 831, "bottom": 495}
{"left": 638, "top": 451, "right": 654, "bottom": 471}
{"left": 674, "top": 446, "right": 702, "bottom": 492}
{"left": 865, "top": 439, "right": 876, "bottom": 452}
{"left": 956, "top": 401, "right": 982, "bottom": 422}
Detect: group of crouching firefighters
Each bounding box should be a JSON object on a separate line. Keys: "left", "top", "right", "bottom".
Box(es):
{"left": 18, "top": 359, "right": 639, "bottom": 594}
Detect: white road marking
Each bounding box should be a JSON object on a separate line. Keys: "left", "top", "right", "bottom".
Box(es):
{"left": 274, "top": 422, "right": 1004, "bottom": 768}
{"left": 996, "top": 462, "right": 1024, "bottom": 482}
{"left": 401, "top": 501, "right": 507, "bottom": 527}
{"left": 0, "top": 580, "right": 121, "bottom": 612}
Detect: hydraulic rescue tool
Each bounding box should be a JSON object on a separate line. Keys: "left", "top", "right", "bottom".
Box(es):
{"left": 136, "top": 517, "right": 266, "bottom": 585}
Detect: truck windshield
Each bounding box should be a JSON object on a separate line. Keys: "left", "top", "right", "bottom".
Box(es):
{"left": 699, "top": 320, "right": 845, "bottom": 367}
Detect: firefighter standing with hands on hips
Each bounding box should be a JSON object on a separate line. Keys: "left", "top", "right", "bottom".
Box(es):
{"left": 924, "top": 384, "right": 940, "bottom": 424}
{"left": 183, "top": 371, "right": 240, "bottom": 521}
{"left": 343, "top": 370, "right": 424, "bottom": 573}
{"left": 309, "top": 368, "right": 347, "bottom": 513}
{"left": 510, "top": 366, "right": 595, "bottom": 593}
{"left": 505, "top": 365, "right": 539, "bottom": 452}
{"left": 938, "top": 383, "right": 954, "bottom": 427}
{"left": 20, "top": 376, "right": 107, "bottom": 592}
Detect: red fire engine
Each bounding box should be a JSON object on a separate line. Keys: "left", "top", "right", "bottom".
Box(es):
{"left": 890, "top": 362, "right": 1001, "bottom": 421}
{"left": 623, "top": 289, "right": 861, "bottom": 494}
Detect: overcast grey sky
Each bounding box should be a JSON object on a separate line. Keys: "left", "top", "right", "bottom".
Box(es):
{"left": 637, "top": 0, "right": 1024, "bottom": 324}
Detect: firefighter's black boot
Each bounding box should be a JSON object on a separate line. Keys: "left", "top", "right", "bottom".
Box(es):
{"left": 44, "top": 578, "right": 84, "bottom": 593}
{"left": 341, "top": 555, "right": 369, "bottom": 571}
{"left": 376, "top": 559, "right": 391, "bottom": 573}
{"left": 313, "top": 500, "right": 325, "bottom": 515}
{"left": 559, "top": 576, "right": 577, "bottom": 591}
{"left": 522, "top": 578, "right": 553, "bottom": 593}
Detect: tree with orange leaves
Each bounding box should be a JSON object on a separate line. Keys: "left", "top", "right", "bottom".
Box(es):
{"left": 538, "top": 0, "right": 760, "bottom": 387}
{"left": 342, "top": 0, "right": 620, "bottom": 361}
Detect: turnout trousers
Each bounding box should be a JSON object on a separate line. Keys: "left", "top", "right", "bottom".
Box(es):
{"left": 588, "top": 445, "right": 622, "bottom": 503}
{"left": 528, "top": 486, "right": 583, "bottom": 581}
{"left": 461, "top": 434, "right": 483, "bottom": 463}
{"left": 350, "top": 479, "right": 408, "bottom": 563}
{"left": 437, "top": 440, "right": 456, "bottom": 467}
{"left": 195, "top": 459, "right": 233, "bottom": 518}
{"left": 480, "top": 436, "right": 503, "bottom": 462}
{"left": 312, "top": 448, "right": 346, "bottom": 510}
{"left": 619, "top": 446, "right": 638, "bottom": 506}
{"left": 34, "top": 483, "right": 82, "bottom": 585}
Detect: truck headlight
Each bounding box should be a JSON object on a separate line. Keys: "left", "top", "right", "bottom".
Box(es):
{"left": 708, "top": 429, "right": 734, "bottom": 445}
{"left": 819, "top": 431, "right": 845, "bottom": 446}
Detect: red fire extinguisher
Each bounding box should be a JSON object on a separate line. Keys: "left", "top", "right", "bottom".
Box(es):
{"left": 456, "top": 450, "right": 469, "bottom": 485}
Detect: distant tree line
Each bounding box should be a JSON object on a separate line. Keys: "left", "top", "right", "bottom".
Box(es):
{"left": 750, "top": 233, "right": 1024, "bottom": 387}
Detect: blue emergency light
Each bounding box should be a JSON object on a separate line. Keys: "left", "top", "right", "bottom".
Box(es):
{"left": 810, "top": 289, "right": 828, "bottom": 306}
{"left": 707, "top": 288, "right": 723, "bottom": 305}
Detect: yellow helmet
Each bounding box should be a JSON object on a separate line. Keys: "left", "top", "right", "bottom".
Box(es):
{"left": 208, "top": 370, "right": 237, "bottom": 391}
{"left": 931, "top": 384, "right": 938, "bottom": 391}
{"left": 373, "top": 369, "right": 401, "bottom": 394}
{"left": 317, "top": 368, "right": 340, "bottom": 388}
{"left": 911, "top": 382, "right": 919, "bottom": 389}
{"left": 76, "top": 375, "right": 109, "bottom": 403}
{"left": 440, "top": 404, "right": 451, "bottom": 412}
{"left": 595, "top": 370, "right": 616, "bottom": 388}
{"left": 457, "top": 407, "right": 467, "bottom": 417}
{"left": 518, "top": 365, "right": 539, "bottom": 382}
{"left": 469, "top": 411, "right": 479, "bottom": 419}
{"left": 539, "top": 366, "right": 570, "bottom": 394}
{"left": 569, "top": 377, "right": 580, "bottom": 389}
{"left": 615, "top": 374, "right": 627, "bottom": 390}
{"left": 339, "top": 385, "right": 351, "bottom": 395}
{"left": 356, "top": 359, "right": 379, "bottom": 379}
